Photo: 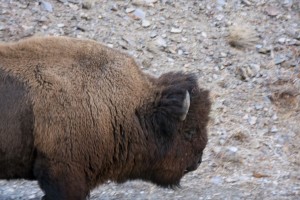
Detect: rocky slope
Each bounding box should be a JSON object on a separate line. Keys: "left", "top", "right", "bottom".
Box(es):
{"left": 0, "top": 0, "right": 299, "bottom": 199}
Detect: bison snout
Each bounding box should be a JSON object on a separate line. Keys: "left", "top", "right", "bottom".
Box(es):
{"left": 184, "top": 155, "right": 203, "bottom": 174}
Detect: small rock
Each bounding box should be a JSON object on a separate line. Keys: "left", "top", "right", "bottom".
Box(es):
{"left": 255, "top": 104, "right": 264, "bottom": 110}
{"left": 211, "top": 176, "right": 223, "bottom": 185}
{"left": 142, "top": 19, "right": 151, "bottom": 27}
{"left": 271, "top": 126, "right": 278, "bottom": 133}
{"left": 133, "top": 8, "right": 146, "bottom": 19}
{"left": 217, "top": 0, "right": 226, "bottom": 6}
{"left": 38, "top": 16, "right": 48, "bottom": 22}
{"left": 142, "top": 59, "right": 152, "bottom": 68}
{"left": 248, "top": 116, "right": 257, "bottom": 125}
{"left": 220, "top": 52, "right": 227, "bottom": 58}
{"left": 40, "top": 1, "right": 53, "bottom": 12}
{"left": 118, "top": 40, "right": 128, "bottom": 49}
{"left": 265, "top": 6, "right": 281, "bottom": 17}
{"left": 257, "top": 47, "right": 271, "bottom": 54}
{"left": 201, "top": 32, "right": 207, "bottom": 38}
{"left": 107, "top": 44, "right": 114, "bottom": 48}
{"left": 215, "top": 14, "right": 224, "bottom": 21}
{"left": 278, "top": 37, "right": 286, "bottom": 44}
{"left": 225, "top": 177, "right": 239, "bottom": 183}
{"left": 80, "top": 13, "right": 91, "bottom": 20}
{"left": 132, "top": 0, "right": 157, "bottom": 7}
{"left": 171, "top": 27, "right": 182, "bottom": 33}
{"left": 126, "top": 7, "right": 135, "bottom": 13}
{"left": 155, "top": 36, "right": 167, "bottom": 48}
{"left": 242, "top": 0, "right": 252, "bottom": 6}
{"left": 57, "top": 23, "right": 65, "bottom": 28}
{"left": 111, "top": 3, "right": 118, "bottom": 11}
{"left": 274, "top": 55, "right": 286, "bottom": 65}
{"left": 272, "top": 114, "right": 278, "bottom": 120}
{"left": 76, "top": 25, "right": 86, "bottom": 32}
{"left": 68, "top": 0, "right": 81, "bottom": 4}
{"left": 181, "top": 37, "right": 187, "bottom": 41}
{"left": 150, "top": 32, "right": 157, "bottom": 38}
{"left": 236, "top": 65, "right": 259, "bottom": 81}
{"left": 228, "top": 146, "right": 238, "bottom": 153}
{"left": 69, "top": 3, "right": 79, "bottom": 10}
{"left": 178, "top": 49, "right": 183, "bottom": 55}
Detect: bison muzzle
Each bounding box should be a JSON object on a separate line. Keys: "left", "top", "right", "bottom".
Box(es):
{"left": 0, "top": 36, "right": 211, "bottom": 200}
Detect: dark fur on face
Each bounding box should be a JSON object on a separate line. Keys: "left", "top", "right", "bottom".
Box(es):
{"left": 0, "top": 36, "right": 211, "bottom": 200}
{"left": 134, "top": 72, "right": 210, "bottom": 187}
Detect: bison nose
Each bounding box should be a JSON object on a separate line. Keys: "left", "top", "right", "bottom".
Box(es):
{"left": 198, "top": 156, "right": 202, "bottom": 164}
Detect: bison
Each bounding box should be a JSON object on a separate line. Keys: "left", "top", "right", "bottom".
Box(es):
{"left": 0, "top": 36, "right": 211, "bottom": 200}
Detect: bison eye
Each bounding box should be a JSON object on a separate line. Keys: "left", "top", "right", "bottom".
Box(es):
{"left": 184, "top": 129, "right": 196, "bottom": 140}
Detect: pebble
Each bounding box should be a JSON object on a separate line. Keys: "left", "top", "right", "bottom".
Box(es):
{"left": 228, "top": 146, "right": 238, "bottom": 153}
{"left": 255, "top": 104, "right": 264, "bottom": 110}
{"left": 132, "top": 0, "right": 158, "bottom": 7}
{"left": 271, "top": 126, "right": 278, "bottom": 133}
{"left": 265, "top": 6, "right": 281, "bottom": 17}
{"left": 68, "top": 0, "right": 81, "bottom": 4}
{"left": 40, "top": 1, "right": 53, "bottom": 12}
{"left": 278, "top": 38, "right": 286, "bottom": 44}
{"left": 155, "top": 36, "right": 167, "bottom": 48}
{"left": 142, "top": 59, "right": 152, "bottom": 68}
{"left": 257, "top": 47, "right": 271, "bottom": 54}
{"left": 215, "top": 14, "right": 224, "bottom": 21}
{"left": 225, "top": 177, "right": 240, "bottom": 183}
{"left": 272, "top": 114, "right": 278, "bottom": 121}
{"left": 242, "top": 0, "right": 252, "bottom": 6}
{"left": 37, "top": 16, "right": 48, "bottom": 22}
{"left": 217, "top": 0, "right": 226, "bottom": 6}
{"left": 170, "top": 27, "right": 182, "bottom": 33}
{"left": 111, "top": 3, "right": 118, "bottom": 11}
{"left": 126, "top": 7, "right": 135, "bottom": 13}
{"left": 80, "top": 13, "right": 91, "bottom": 20}
{"left": 69, "top": 3, "right": 79, "bottom": 10}
{"left": 133, "top": 8, "right": 146, "bottom": 19}
{"left": 142, "top": 19, "right": 151, "bottom": 27}
{"left": 220, "top": 52, "right": 227, "bottom": 58}
{"left": 211, "top": 176, "right": 224, "bottom": 185}
{"left": 57, "top": 23, "right": 65, "bottom": 28}
{"left": 177, "top": 49, "right": 183, "bottom": 55}
{"left": 150, "top": 32, "right": 157, "bottom": 38}
{"left": 248, "top": 116, "right": 257, "bottom": 125}
{"left": 274, "top": 55, "right": 286, "bottom": 65}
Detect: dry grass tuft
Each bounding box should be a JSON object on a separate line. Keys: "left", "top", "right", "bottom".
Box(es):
{"left": 228, "top": 24, "right": 259, "bottom": 49}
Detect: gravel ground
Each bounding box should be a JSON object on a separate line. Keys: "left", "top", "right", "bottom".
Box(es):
{"left": 0, "top": 0, "right": 300, "bottom": 199}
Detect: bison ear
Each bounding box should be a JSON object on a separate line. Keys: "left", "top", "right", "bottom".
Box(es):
{"left": 151, "top": 89, "right": 190, "bottom": 137}
{"left": 156, "top": 89, "right": 190, "bottom": 121}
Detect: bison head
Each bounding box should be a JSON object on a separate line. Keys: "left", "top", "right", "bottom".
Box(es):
{"left": 134, "top": 72, "right": 211, "bottom": 187}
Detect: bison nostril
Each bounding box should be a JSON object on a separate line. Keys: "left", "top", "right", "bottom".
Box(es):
{"left": 198, "top": 158, "right": 202, "bottom": 164}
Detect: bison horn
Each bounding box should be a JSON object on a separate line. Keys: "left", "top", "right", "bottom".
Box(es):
{"left": 180, "top": 91, "right": 190, "bottom": 121}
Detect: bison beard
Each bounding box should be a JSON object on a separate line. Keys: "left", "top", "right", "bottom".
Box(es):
{"left": 0, "top": 36, "right": 211, "bottom": 200}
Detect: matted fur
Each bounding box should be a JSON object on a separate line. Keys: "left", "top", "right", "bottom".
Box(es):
{"left": 0, "top": 36, "right": 211, "bottom": 200}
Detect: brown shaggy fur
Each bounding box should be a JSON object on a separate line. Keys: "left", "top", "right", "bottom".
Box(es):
{"left": 0, "top": 36, "right": 211, "bottom": 200}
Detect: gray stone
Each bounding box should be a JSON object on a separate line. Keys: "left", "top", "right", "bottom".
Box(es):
{"left": 133, "top": 8, "right": 146, "bottom": 19}
{"left": 170, "top": 27, "right": 182, "bottom": 33}
{"left": 40, "top": 1, "right": 53, "bottom": 12}
{"left": 142, "top": 19, "right": 151, "bottom": 27}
